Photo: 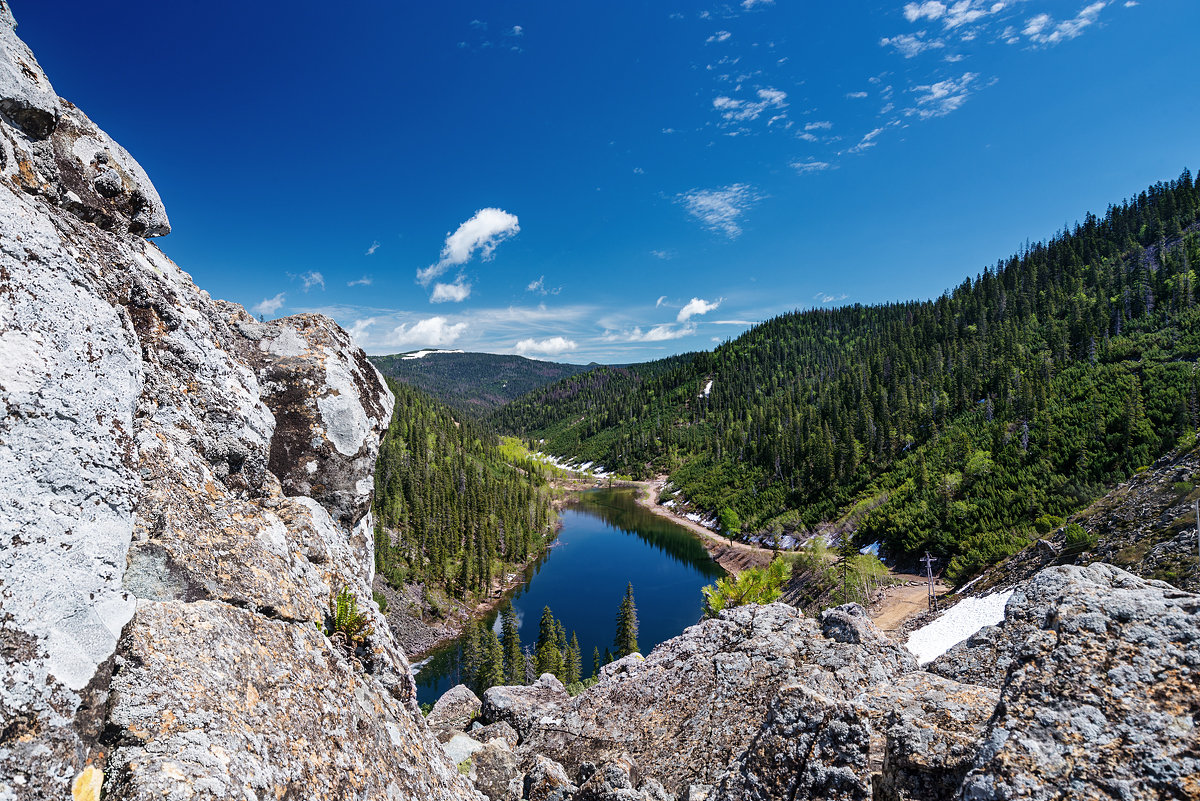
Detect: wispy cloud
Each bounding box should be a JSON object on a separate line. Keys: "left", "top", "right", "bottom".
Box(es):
{"left": 656, "top": 295, "right": 669, "bottom": 307}
{"left": 1023, "top": 3, "right": 1107, "bottom": 47}
{"left": 847, "top": 126, "right": 887, "bottom": 154}
{"left": 602, "top": 324, "right": 697, "bottom": 343}
{"left": 347, "top": 275, "right": 373, "bottom": 287}
{"left": 515, "top": 336, "right": 577, "bottom": 357}
{"left": 846, "top": 91, "right": 869, "bottom": 98}
{"left": 678, "top": 297, "right": 722, "bottom": 323}
{"left": 252, "top": 293, "right": 286, "bottom": 317}
{"left": 527, "top": 276, "right": 562, "bottom": 296}
{"left": 347, "top": 318, "right": 375, "bottom": 344}
{"left": 706, "top": 30, "right": 733, "bottom": 44}
{"left": 650, "top": 250, "right": 675, "bottom": 260}
{"left": 431, "top": 278, "right": 472, "bottom": 303}
{"left": 300, "top": 271, "right": 324, "bottom": 291}
{"left": 793, "top": 159, "right": 833, "bottom": 174}
{"left": 417, "top": 207, "right": 520, "bottom": 287}
{"left": 814, "top": 292, "right": 849, "bottom": 304}
{"left": 365, "top": 240, "right": 380, "bottom": 256}
{"left": 906, "top": 72, "right": 980, "bottom": 119}
{"left": 880, "top": 31, "right": 945, "bottom": 58}
{"left": 677, "top": 184, "right": 762, "bottom": 239}
{"left": 742, "top": 0, "right": 775, "bottom": 7}
{"left": 712, "top": 88, "right": 788, "bottom": 124}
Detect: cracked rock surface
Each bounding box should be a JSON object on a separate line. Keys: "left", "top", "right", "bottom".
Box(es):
{"left": 0, "top": 4, "right": 475, "bottom": 799}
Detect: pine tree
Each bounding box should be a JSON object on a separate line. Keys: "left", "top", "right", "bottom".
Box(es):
{"left": 592, "top": 646, "right": 601, "bottom": 679}
{"left": 535, "top": 606, "right": 563, "bottom": 678}
{"left": 500, "top": 602, "right": 524, "bottom": 685}
{"left": 565, "top": 632, "right": 582, "bottom": 685}
{"left": 613, "top": 583, "right": 639, "bottom": 658}
{"left": 460, "top": 622, "right": 481, "bottom": 691}
{"left": 478, "top": 624, "right": 505, "bottom": 692}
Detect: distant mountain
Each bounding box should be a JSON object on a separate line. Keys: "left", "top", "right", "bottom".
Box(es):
{"left": 370, "top": 351, "right": 596, "bottom": 413}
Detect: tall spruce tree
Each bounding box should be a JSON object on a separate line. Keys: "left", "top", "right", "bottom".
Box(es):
{"left": 460, "top": 621, "right": 481, "bottom": 690}
{"left": 614, "top": 583, "right": 639, "bottom": 658}
{"left": 565, "top": 632, "right": 582, "bottom": 685}
{"left": 478, "top": 624, "right": 505, "bottom": 693}
{"left": 500, "top": 602, "right": 524, "bottom": 685}
{"left": 592, "top": 646, "right": 601, "bottom": 679}
{"left": 535, "top": 606, "right": 563, "bottom": 678}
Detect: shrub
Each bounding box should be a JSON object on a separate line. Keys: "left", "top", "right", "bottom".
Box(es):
{"left": 1063, "top": 523, "right": 1098, "bottom": 553}
{"left": 372, "top": 590, "right": 389, "bottom": 614}
{"left": 702, "top": 557, "right": 792, "bottom": 618}
{"left": 1034, "top": 514, "right": 1065, "bottom": 535}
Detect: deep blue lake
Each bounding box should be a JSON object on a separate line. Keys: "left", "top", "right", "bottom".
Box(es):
{"left": 412, "top": 487, "right": 726, "bottom": 704}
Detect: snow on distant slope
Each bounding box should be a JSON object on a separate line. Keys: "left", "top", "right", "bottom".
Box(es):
{"left": 402, "top": 349, "right": 466, "bottom": 359}
{"left": 905, "top": 590, "right": 1014, "bottom": 665}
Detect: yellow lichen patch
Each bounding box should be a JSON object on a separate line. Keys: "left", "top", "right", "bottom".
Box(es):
{"left": 246, "top": 682, "right": 260, "bottom": 709}
{"left": 71, "top": 766, "right": 103, "bottom": 801}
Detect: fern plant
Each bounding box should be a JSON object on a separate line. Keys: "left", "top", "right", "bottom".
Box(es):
{"left": 326, "top": 586, "right": 374, "bottom": 651}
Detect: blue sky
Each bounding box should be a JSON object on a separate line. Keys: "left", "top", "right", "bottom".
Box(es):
{"left": 17, "top": 1, "right": 1199, "bottom": 362}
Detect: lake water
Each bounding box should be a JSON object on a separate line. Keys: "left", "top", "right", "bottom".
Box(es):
{"left": 412, "top": 487, "right": 726, "bottom": 705}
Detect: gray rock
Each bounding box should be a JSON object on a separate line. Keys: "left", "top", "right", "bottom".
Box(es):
{"left": 429, "top": 683, "right": 484, "bottom": 735}
{"left": 524, "top": 754, "right": 577, "bottom": 801}
{"left": 0, "top": 1, "right": 57, "bottom": 138}
{"left": 518, "top": 603, "right": 917, "bottom": 792}
{"left": 474, "top": 720, "right": 521, "bottom": 748}
{"left": 959, "top": 563, "right": 1200, "bottom": 800}
{"left": 473, "top": 739, "right": 523, "bottom": 801}
{"left": 482, "top": 676, "right": 570, "bottom": 743}
{"left": 445, "top": 733, "right": 487, "bottom": 766}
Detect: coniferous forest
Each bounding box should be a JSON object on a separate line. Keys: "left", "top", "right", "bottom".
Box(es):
{"left": 491, "top": 171, "right": 1200, "bottom": 582}
{"left": 372, "top": 380, "right": 557, "bottom": 598}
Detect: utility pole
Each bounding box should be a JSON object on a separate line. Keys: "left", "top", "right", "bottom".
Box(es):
{"left": 921, "top": 551, "right": 938, "bottom": 612}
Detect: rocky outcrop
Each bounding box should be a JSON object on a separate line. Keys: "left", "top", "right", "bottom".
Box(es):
{"left": 0, "top": 5, "right": 476, "bottom": 799}
{"left": 958, "top": 564, "right": 1200, "bottom": 800}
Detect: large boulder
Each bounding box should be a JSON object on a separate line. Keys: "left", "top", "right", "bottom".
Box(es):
{"left": 472, "top": 739, "right": 523, "bottom": 801}
{"left": 517, "top": 604, "right": 918, "bottom": 794}
{"left": 959, "top": 563, "right": 1200, "bottom": 800}
{"left": 481, "top": 673, "right": 570, "bottom": 743}
{"left": 428, "top": 683, "right": 484, "bottom": 737}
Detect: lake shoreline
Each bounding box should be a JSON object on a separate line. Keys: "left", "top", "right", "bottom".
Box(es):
{"left": 630, "top": 478, "right": 774, "bottom": 576}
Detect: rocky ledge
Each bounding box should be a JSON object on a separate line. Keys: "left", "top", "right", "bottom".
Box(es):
{"left": 428, "top": 564, "right": 1199, "bottom": 801}
{"left": 0, "top": 4, "right": 477, "bottom": 799}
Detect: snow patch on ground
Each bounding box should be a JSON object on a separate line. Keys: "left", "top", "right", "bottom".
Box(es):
{"left": 859, "top": 541, "right": 881, "bottom": 557}
{"left": 905, "top": 590, "right": 1014, "bottom": 665}
{"left": 401, "top": 349, "right": 465, "bottom": 359}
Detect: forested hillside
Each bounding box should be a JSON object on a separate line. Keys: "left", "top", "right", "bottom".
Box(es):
{"left": 373, "top": 380, "right": 557, "bottom": 599}
{"left": 371, "top": 351, "right": 595, "bottom": 414}
{"left": 493, "top": 171, "right": 1200, "bottom": 582}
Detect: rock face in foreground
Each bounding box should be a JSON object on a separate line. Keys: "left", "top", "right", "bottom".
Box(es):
{"left": 0, "top": 5, "right": 476, "bottom": 799}
{"left": 435, "top": 566, "right": 1200, "bottom": 801}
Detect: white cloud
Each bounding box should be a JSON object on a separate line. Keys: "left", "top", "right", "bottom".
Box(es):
{"left": 847, "top": 126, "right": 886, "bottom": 153}
{"left": 527, "top": 276, "right": 562, "bottom": 296}
{"left": 677, "top": 184, "right": 762, "bottom": 239}
{"left": 300, "top": 271, "right": 325, "bottom": 291}
{"left": 515, "top": 336, "right": 577, "bottom": 356}
{"left": 904, "top": 1, "right": 947, "bottom": 22}
{"left": 880, "top": 31, "right": 945, "bottom": 57}
{"left": 678, "top": 297, "right": 722, "bottom": 322}
{"left": 650, "top": 250, "right": 674, "bottom": 260}
{"left": 602, "top": 324, "right": 697, "bottom": 343}
{"left": 252, "top": 293, "right": 286, "bottom": 317}
{"left": 742, "top": 0, "right": 775, "bottom": 7}
{"left": 815, "top": 292, "right": 849, "bottom": 304}
{"left": 633, "top": 166, "right": 645, "bottom": 174}
{"left": 712, "top": 88, "right": 788, "bottom": 125}
{"left": 804, "top": 120, "right": 833, "bottom": 131}
{"left": 347, "top": 275, "right": 372, "bottom": 287}
{"left": 714, "top": 319, "right": 758, "bottom": 325}
{"left": 1023, "top": 2, "right": 1107, "bottom": 46}
{"left": 706, "top": 30, "right": 733, "bottom": 43}
{"left": 507, "top": 25, "right": 524, "bottom": 36}
{"left": 431, "top": 278, "right": 472, "bottom": 303}
{"left": 846, "top": 91, "right": 869, "bottom": 98}
{"left": 656, "top": 295, "right": 669, "bottom": 307}
{"left": 417, "top": 208, "right": 520, "bottom": 286}
{"left": 389, "top": 316, "right": 468, "bottom": 347}
{"left": 347, "top": 318, "right": 375, "bottom": 344}
{"left": 793, "top": 159, "right": 834, "bottom": 174}
{"left": 907, "top": 72, "right": 979, "bottom": 119}
{"left": 365, "top": 240, "right": 380, "bottom": 256}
